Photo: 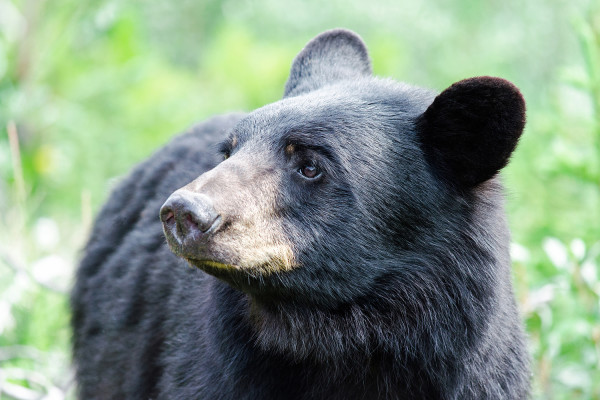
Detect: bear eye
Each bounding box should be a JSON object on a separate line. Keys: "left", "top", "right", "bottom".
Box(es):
{"left": 298, "top": 164, "right": 321, "bottom": 179}
{"left": 218, "top": 142, "right": 232, "bottom": 160}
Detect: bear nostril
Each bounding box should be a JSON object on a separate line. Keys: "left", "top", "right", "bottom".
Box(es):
{"left": 162, "top": 210, "right": 174, "bottom": 224}
{"left": 184, "top": 212, "right": 199, "bottom": 232}
{"left": 184, "top": 210, "right": 219, "bottom": 234}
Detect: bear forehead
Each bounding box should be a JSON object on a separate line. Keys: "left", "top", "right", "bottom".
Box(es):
{"left": 230, "top": 79, "right": 436, "bottom": 147}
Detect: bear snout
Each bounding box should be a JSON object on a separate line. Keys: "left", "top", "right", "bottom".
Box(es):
{"left": 160, "top": 190, "right": 221, "bottom": 249}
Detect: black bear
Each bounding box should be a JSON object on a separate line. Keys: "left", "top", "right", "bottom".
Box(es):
{"left": 71, "top": 29, "right": 530, "bottom": 399}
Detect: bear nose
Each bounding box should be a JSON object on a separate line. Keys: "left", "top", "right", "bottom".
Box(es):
{"left": 160, "top": 191, "right": 220, "bottom": 243}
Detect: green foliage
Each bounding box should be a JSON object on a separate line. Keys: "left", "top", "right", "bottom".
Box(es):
{"left": 0, "top": 0, "right": 598, "bottom": 398}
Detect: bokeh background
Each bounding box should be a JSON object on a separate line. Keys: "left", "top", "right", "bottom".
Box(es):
{"left": 0, "top": 0, "right": 598, "bottom": 398}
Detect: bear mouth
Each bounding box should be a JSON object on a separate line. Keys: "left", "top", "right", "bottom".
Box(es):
{"left": 184, "top": 256, "right": 280, "bottom": 293}
{"left": 185, "top": 258, "right": 241, "bottom": 272}
{"left": 183, "top": 247, "right": 297, "bottom": 280}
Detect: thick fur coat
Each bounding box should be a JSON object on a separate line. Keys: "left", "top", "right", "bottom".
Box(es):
{"left": 72, "top": 29, "right": 530, "bottom": 399}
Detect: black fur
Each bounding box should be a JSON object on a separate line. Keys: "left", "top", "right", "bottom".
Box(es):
{"left": 72, "top": 29, "right": 530, "bottom": 399}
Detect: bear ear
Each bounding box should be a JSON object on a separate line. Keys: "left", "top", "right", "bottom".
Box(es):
{"left": 417, "top": 76, "right": 526, "bottom": 188}
{"left": 283, "top": 29, "right": 372, "bottom": 98}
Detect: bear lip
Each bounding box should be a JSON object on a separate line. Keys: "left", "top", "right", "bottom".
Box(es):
{"left": 185, "top": 258, "right": 241, "bottom": 272}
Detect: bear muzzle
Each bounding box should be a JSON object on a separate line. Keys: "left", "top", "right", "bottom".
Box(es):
{"left": 160, "top": 157, "right": 297, "bottom": 276}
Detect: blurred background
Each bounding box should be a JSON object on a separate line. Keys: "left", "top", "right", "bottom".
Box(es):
{"left": 0, "top": 0, "right": 598, "bottom": 398}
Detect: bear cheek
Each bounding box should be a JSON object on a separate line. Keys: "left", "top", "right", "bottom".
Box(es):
{"left": 176, "top": 158, "right": 298, "bottom": 275}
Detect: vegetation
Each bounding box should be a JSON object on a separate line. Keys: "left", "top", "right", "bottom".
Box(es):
{"left": 0, "top": 0, "right": 598, "bottom": 398}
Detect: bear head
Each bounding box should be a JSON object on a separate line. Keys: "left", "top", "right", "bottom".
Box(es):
{"left": 160, "top": 29, "right": 525, "bottom": 311}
